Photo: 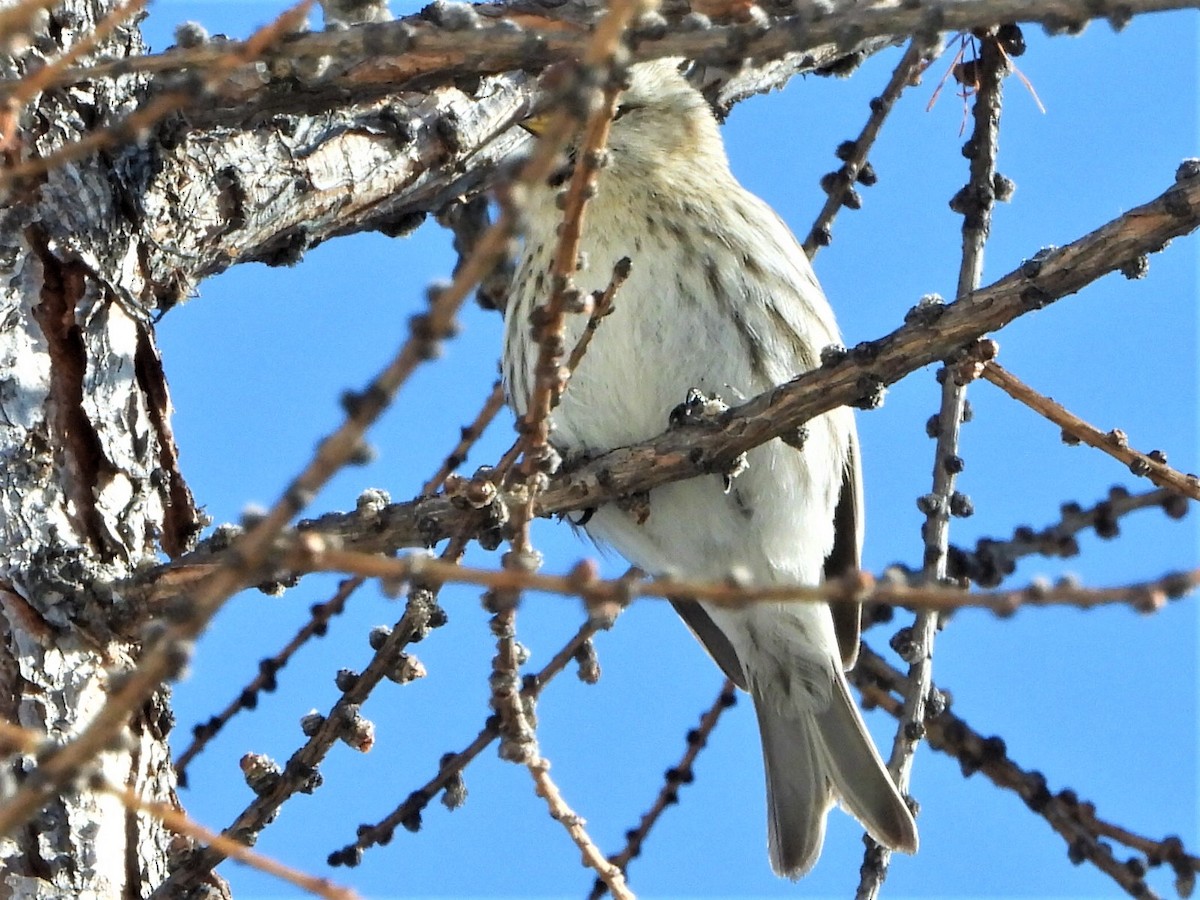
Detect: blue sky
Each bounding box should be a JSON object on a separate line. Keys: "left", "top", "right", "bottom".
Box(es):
{"left": 142, "top": 4, "right": 1197, "bottom": 898}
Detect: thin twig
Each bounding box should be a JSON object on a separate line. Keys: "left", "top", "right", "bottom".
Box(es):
{"left": 590, "top": 680, "right": 738, "bottom": 898}
{"left": 420, "top": 380, "right": 507, "bottom": 497}
{"left": 173, "top": 576, "right": 362, "bottom": 782}
{"left": 295, "top": 546, "right": 1200, "bottom": 616}
{"left": 981, "top": 362, "right": 1200, "bottom": 501}
{"left": 565, "top": 257, "right": 629, "bottom": 375}
{"left": 944, "top": 484, "right": 1191, "bottom": 588}
{"left": 853, "top": 644, "right": 1192, "bottom": 900}
{"left": 101, "top": 779, "right": 359, "bottom": 900}
{"left": 859, "top": 28, "right": 1008, "bottom": 898}
{"left": 329, "top": 616, "right": 618, "bottom": 863}
{"left": 495, "top": 255, "right": 630, "bottom": 480}
{"left": 528, "top": 754, "right": 635, "bottom": 900}
{"left": 804, "top": 39, "right": 935, "bottom": 257}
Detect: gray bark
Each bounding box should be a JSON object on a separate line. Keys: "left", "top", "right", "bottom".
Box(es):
{"left": 0, "top": 2, "right": 194, "bottom": 896}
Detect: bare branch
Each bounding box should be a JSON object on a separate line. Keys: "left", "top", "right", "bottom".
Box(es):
{"left": 172, "top": 576, "right": 362, "bottom": 782}
{"left": 101, "top": 778, "right": 359, "bottom": 900}
{"left": 804, "top": 38, "right": 934, "bottom": 257}
{"left": 854, "top": 644, "right": 1196, "bottom": 900}
{"left": 982, "top": 362, "right": 1200, "bottom": 501}
{"left": 590, "top": 680, "right": 738, "bottom": 898}
{"left": 859, "top": 31, "right": 1006, "bottom": 893}
{"left": 529, "top": 755, "right": 635, "bottom": 899}
{"left": 137, "top": 158, "right": 1200, "bottom": 607}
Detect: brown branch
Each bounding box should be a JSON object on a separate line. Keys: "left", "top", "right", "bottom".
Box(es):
{"left": 861, "top": 31, "right": 1007, "bottom": 895}
{"left": 944, "top": 484, "right": 1191, "bottom": 588}
{"left": 565, "top": 257, "right": 628, "bottom": 375}
{"left": 853, "top": 644, "right": 1192, "bottom": 900}
{"left": 9, "top": 0, "right": 1195, "bottom": 110}
{"left": 528, "top": 754, "right": 635, "bottom": 900}
{"left": 133, "top": 166, "right": 1200, "bottom": 595}
{"left": 981, "top": 362, "right": 1200, "bottom": 501}
{"left": 288, "top": 545, "right": 1200, "bottom": 616}
{"left": 590, "top": 680, "right": 738, "bottom": 898}
{"left": 156, "top": 582, "right": 445, "bottom": 896}
{"left": 101, "top": 779, "right": 359, "bottom": 900}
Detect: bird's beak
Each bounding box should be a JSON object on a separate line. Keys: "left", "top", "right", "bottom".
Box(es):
{"left": 521, "top": 113, "right": 552, "bottom": 136}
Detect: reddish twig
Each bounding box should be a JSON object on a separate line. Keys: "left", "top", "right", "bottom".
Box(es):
{"left": 981, "top": 362, "right": 1200, "bottom": 501}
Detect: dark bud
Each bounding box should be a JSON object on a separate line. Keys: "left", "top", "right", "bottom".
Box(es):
{"left": 856, "top": 161, "right": 877, "bottom": 186}
{"left": 378, "top": 211, "right": 427, "bottom": 239}
{"left": 1093, "top": 503, "right": 1119, "bottom": 539}
{"left": 328, "top": 846, "right": 363, "bottom": 868}
{"left": 916, "top": 493, "right": 944, "bottom": 516}
{"left": 1024, "top": 770, "right": 1052, "bottom": 812}
{"left": 1129, "top": 457, "right": 1152, "bottom": 477}
{"left": 1175, "top": 158, "right": 1200, "bottom": 182}
{"left": 819, "top": 170, "right": 847, "bottom": 196}
{"left": 841, "top": 187, "right": 863, "bottom": 210}
{"left": 996, "top": 22, "right": 1026, "bottom": 56}
{"left": 993, "top": 173, "right": 1016, "bottom": 202}
{"left": 1120, "top": 255, "right": 1149, "bottom": 280}
{"left": 1067, "top": 838, "right": 1090, "bottom": 865}
{"left": 174, "top": 21, "right": 210, "bottom": 48}
{"left": 851, "top": 375, "right": 886, "bottom": 410}
{"left": 1162, "top": 493, "right": 1189, "bottom": 519}
{"left": 835, "top": 140, "right": 857, "bottom": 161}
{"left": 943, "top": 454, "right": 965, "bottom": 475}
{"left": 949, "top": 492, "right": 974, "bottom": 518}
{"left": 401, "top": 809, "right": 424, "bottom": 833}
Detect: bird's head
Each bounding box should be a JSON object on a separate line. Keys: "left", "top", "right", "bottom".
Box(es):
{"left": 525, "top": 60, "right": 729, "bottom": 179}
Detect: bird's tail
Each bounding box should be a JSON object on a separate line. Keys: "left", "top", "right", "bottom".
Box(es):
{"left": 753, "top": 671, "right": 919, "bottom": 879}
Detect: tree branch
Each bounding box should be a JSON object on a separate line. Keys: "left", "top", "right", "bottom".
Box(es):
{"left": 131, "top": 164, "right": 1200, "bottom": 600}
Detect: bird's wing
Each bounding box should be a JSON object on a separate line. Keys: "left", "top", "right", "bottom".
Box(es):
{"left": 670, "top": 599, "right": 749, "bottom": 689}
{"left": 824, "top": 424, "right": 865, "bottom": 669}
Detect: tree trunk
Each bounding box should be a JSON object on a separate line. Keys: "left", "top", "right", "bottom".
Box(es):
{"left": 0, "top": 2, "right": 199, "bottom": 895}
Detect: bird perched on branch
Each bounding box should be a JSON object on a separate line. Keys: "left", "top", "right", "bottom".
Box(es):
{"left": 503, "top": 59, "right": 918, "bottom": 879}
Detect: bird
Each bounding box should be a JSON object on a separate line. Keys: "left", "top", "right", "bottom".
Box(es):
{"left": 502, "top": 59, "right": 918, "bottom": 879}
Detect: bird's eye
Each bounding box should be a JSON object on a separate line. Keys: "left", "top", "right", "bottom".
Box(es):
{"left": 613, "top": 101, "right": 645, "bottom": 121}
